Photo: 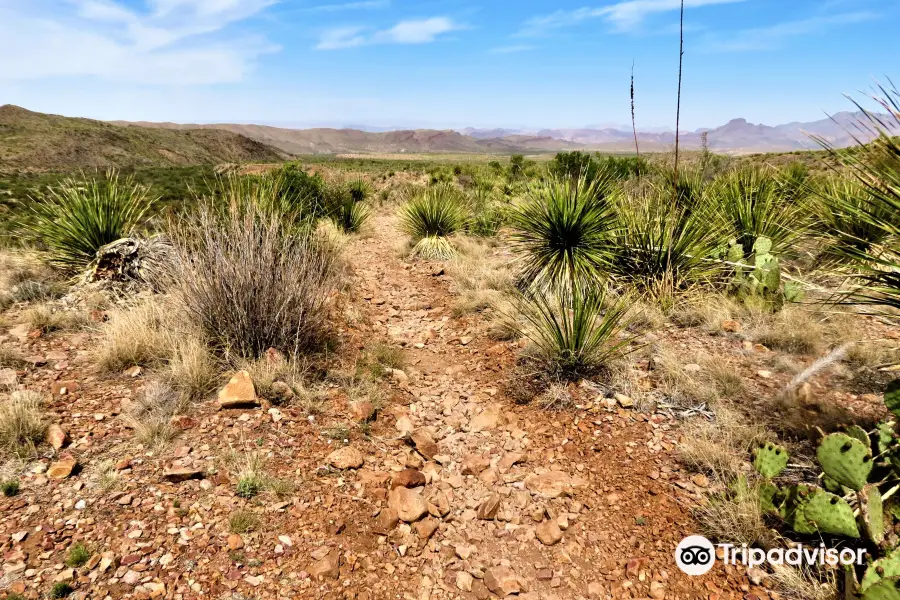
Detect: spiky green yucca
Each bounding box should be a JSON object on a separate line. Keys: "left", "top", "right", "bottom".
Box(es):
{"left": 347, "top": 177, "right": 372, "bottom": 203}
{"left": 712, "top": 167, "right": 809, "bottom": 258}
{"left": 330, "top": 197, "right": 371, "bottom": 233}
{"left": 399, "top": 184, "right": 467, "bottom": 259}
{"left": 514, "top": 284, "right": 633, "bottom": 377}
{"left": 609, "top": 190, "right": 725, "bottom": 293}
{"left": 23, "top": 170, "right": 155, "bottom": 271}
{"left": 813, "top": 85, "right": 900, "bottom": 310}
{"left": 815, "top": 176, "right": 893, "bottom": 256}
{"left": 510, "top": 176, "right": 615, "bottom": 288}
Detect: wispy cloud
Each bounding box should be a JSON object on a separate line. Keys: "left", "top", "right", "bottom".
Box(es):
{"left": 0, "top": 0, "right": 278, "bottom": 84}
{"left": 316, "top": 16, "right": 461, "bottom": 50}
{"left": 701, "top": 11, "right": 877, "bottom": 52}
{"left": 301, "top": 0, "right": 389, "bottom": 13}
{"left": 489, "top": 45, "right": 535, "bottom": 54}
{"left": 519, "top": 0, "right": 744, "bottom": 36}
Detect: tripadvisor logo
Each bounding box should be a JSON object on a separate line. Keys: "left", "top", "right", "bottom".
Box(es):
{"left": 675, "top": 536, "right": 867, "bottom": 576}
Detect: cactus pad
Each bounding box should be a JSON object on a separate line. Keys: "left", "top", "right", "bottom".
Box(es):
{"left": 758, "top": 481, "right": 780, "bottom": 515}
{"left": 822, "top": 475, "right": 843, "bottom": 494}
{"left": 860, "top": 484, "right": 885, "bottom": 545}
{"left": 862, "top": 577, "right": 900, "bottom": 600}
{"left": 846, "top": 424, "right": 871, "bottom": 445}
{"left": 817, "top": 432, "right": 873, "bottom": 491}
{"left": 886, "top": 380, "right": 900, "bottom": 419}
{"left": 862, "top": 555, "right": 900, "bottom": 595}
{"left": 753, "top": 442, "right": 789, "bottom": 478}
{"left": 878, "top": 421, "right": 897, "bottom": 456}
{"left": 794, "top": 488, "right": 859, "bottom": 538}
{"left": 753, "top": 236, "right": 773, "bottom": 256}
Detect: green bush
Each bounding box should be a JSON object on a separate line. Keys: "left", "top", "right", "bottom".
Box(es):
{"left": 512, "top": 284, "right": 633, "bottom": 378}
{"left": 399, "top": 184, "right": 468, "bottom": 259}
{"left": 22, "top": 170, "right": 155, "bottom": 271}
{"left": 510, "top": 176, "right": 615, "bottom": 288}
{"left": 710, "top": 167, "right": 809, "bottom": 258}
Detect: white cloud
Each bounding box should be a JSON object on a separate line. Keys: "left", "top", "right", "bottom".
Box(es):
{"left": 316, "top": 17, "right": 461, "bottom": 50}
{"left": 519, "top": 0, "right": 745, "bottom": 35}
{"left": 0, "top": 0, "right": 277, "bottom": 84}
{"left": 701, "top": 11, "right": 877, "bottom": 52}
{"left": 303, "top": 0, "right": 389, "bottom": 12}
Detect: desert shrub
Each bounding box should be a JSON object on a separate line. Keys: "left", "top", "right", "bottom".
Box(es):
{"left": 0, "top": 390, "right": 47, "bottom": 456}
{"left": 65, "top": 543, "right": 91, "bottom": 567}
{"left": 23, "top": 305, "right": 87, "bottom": 334}
{"left": 169, "top": 198, "right": 341, "bottom": 359}
{"left": 50, "top": 583, "right": 73, "bottom": 598}
{"left": 550, "top": 151, "right": 645, "bottom": 185}
{"left": 814, "top": 176, "right": 894, "bottom": 257}
{"left": 813, "top": 86, "right": 900, "bottom": 309}
{"left": 510, "top": 176, "right": 615, "bottom": 288}
{"left": 278, "top": 164, "right": 327, "bottom": 217}
{"left": 464, "top": 186, "right": 506, "bottom": 237}
{"left": 607, "top": 189, "right": 725, "bottom": 299}
{"left": 1, "top": 479, "right": 20, "bottom": 496}
{"left": 711, "top": 166, "right": 810, "bottom": 258}
{"left": 22, "top": 170, "right": 156, "bottom": 271}
{"left": 229, "top": 510, "right": 260, "bottom": 533}
{"left": 326, "top": 185, "right": 370, "bottom": 233}
{"left": 399, "top": 184, "right": 468, "bottom": 259}
{"left": 512, "top": 284, "right": 633, "bottom": 378}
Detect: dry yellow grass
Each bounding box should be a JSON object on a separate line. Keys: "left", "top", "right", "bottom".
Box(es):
{"left": 0, "top": 390, "right": 48, "bottom": 456}
{"left": 753, "top": 306, "right": 824, "bottom": 355}
{"left": 124, "top": 381, "right": 182, "bottom": 451}
{"left": 96, "top": 300, "right": 176, "bottom": 373}
{"left": 23, "top": 304, "right": 87, "bottom": 334}
{"left": 679, "top": 404, "right": 766, "bottom": 479}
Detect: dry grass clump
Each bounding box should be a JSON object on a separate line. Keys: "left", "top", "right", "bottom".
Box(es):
{"left": 235, "top": 354, "right": 306, "bottom": 404}
{"left": 0, "top": 251, "right": 63, "bottom": 309}
{"left": 221, "top": 449, "right": 287, "bottom": 499}
{"left": 0, "top": 345, "right": 27, "bottom": 370}
{"left": 670, "top": 294, "right": 739, "bottom": 332}
{"left": 23, "top": 305, "right": 87, "bottom": 334}
{"left": 448, "top": 238, "right": 516, "bottom": 317}
{"left": 537, "top": 382, "right": 575, "bottom": 411}
{"left": 169, "top": 200, "right": 342, "bottom": 359}
{"left": 679, "top": 404, "right": 766, "bottom": 479}
{"left": 0, "top": 390, "right": 48, "bottom": 456}
{"left": 768, "top": 565, "right": 839, "bottom": 600}
{"left": 96, "top": 300, "right": 176, "bottom": 372}
{"left": 229, "top": 510, "right": 260, "bottom": 534}
{"left": 693, "top": 482, "right": 774, "bottom": 548}
{"left": 164, "top": 338, "right": 219, "bottom": 402}
{"left": 124, "top": 381, "right": 183, "bottom": 450}
{"left": 752, "top": 307, "right": 824, "bottom": 355}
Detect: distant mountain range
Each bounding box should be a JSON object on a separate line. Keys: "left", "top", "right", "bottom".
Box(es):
{"left": 2, "top": 104, "right": 896, "bottom": 174}
{"left": 112, "top": 111, "right": 893, "bottom": 155}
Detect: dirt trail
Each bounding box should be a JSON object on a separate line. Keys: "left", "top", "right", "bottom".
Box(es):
{"left": 343, "top": 214, "right": 759, "bottom": 599}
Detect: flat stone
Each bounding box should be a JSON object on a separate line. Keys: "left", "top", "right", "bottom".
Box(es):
{"left": 409, "top": 428, "right": 439, "bottom": 460}
{"left": 456, "top": 571, "right": 474, "bottom": 592}
{"left": 350, "top": 400, "right": 376, "bottom": 422}
{"left": 391, "top": 469, "right": 426, "bottom": 489}
{"left": 484, "top": 566, "right": 522, "bottom": 596}
{"left": 462, "top": 454, "right": 491, "bottom": 476}
{"left": 414, "top": 517, "right": 439, "bottom": 540}
{"left": 536, "top": 519, "right": 563, "bottom": 545}
{"left": 327, "top": 446, "right": 365, "bottom": 470}
{"left": 308, "top": 548, "right": 340, "bottom": 580}
{"left": 427, "top": 490, "right": 451, "bottom": 518}
{"left": 389, "top": 486, "right": 428, "bottom": 523}
{"left": 524, "top": 471, "right": 586, "bottom": 499}
{"left": 373, "top": 507, "right": 399, "bottom": 534}
{"left": 218, "top": 370, "right": 259, "bottom": 408}
{"left": 498, "top": 452, "right": 526, "bottom": 472}
{"left": 469, "top": 404, "right": 502, "bottom": 432}
{"left": 162, "top": 467, "right": 205, "bottom": 482}
{"left": 47, "top": 454, "right": 77, "bottom": 479}
{"left": 614, "top": 393, "right": 634, "bottom": 409}
{"left": 227, "top": 534, "right": 244, "bottom": 550}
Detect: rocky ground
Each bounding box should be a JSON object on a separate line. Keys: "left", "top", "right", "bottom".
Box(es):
{"left": 1, "top": 214, "right": 895, "bottom": 600}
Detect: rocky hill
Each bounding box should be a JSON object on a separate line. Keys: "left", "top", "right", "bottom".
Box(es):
{"left": 0, "top": 105, "right": 285, "bottom": 172}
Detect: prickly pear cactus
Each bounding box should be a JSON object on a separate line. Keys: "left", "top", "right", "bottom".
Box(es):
{"left": 860, "top": 484, "right": 886, "bottom": 545}
{"left": 847, "top": 424, "right": 871, "bottom": 446}
{"left": 878, "top": 421, "right": 897, "bottom": 456}
{"left": 758, "top": 481, "right": 780, "bottom": 516}
{"left": 862, "top": 577, "right": 900, "bottom": 600}
{"left": 861, "top": 554, "right": 900, "bottom": 596}
{"left": 795, "top": 488, "right": 860, "bottom": 538}
{"left": 817, "top": 432, "right": 874, "bottom": 491}
{"left": 885, "top": 380, "right": 900, "bottom": 420}
{"left": 753, "top": 442, "right": 789, "bottom": 479}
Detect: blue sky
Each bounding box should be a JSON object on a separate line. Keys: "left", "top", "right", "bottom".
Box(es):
{"left": 0, "top": 0, "right": 895, "bottom": 130}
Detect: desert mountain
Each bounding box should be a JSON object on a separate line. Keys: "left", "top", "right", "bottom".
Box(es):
{"left": 0, "top": 105, "right": 285, "bottom": 172}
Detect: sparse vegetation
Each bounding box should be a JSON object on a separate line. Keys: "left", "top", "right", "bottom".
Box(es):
{"left": 65, "top": 543, "right": 91, "bottom": 567}
{"left": 229, "top": 510, "right": 260, "bottom": 534}
{"left": 399, "top": 183, "right": 467, "bottom": 259}
{"left": 1, "top": 478, "right": 20, "bottom": 496}
{"left": 22, "top": 170, "right": 156, "bottom": 271}
{"left": 50, "top": 582, "right": 74, "bottom": 598}
{"left": 0, "top": 390, "right": 47, "bottom": 456}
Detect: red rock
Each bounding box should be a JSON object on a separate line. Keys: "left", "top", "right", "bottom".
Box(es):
{"left": 227, "top": 534, "right": 244, "bottom": 551}
{"left": 47, "top": 454, "right": 77, "bottom": 479}
{"left": 46, "top": 424, "right": 68, "bottom": 450}
{"left": 373, "top": 507, "right": 399, "bottom": 534}
{"left": 162, "top": 467, "right": 205, "bottom": 482}
{"left": 485, "top": 567, "right": 522, "bottom": 596}
{"left": 390, "top": 469, "right": 426, "bottom": 489}
{"left": 476, "top": 494, "right": 501, "bottom": 520}
{"left": 218, "top": 370, "right": 259, "bottom": 408}
{"left": 308, "top": 548, "right": 340, "bottom": 579}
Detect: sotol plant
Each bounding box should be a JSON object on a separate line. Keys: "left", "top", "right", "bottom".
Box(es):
{"left": 510, "top": 176, "right": 616, "bottom": 289}
{"left": 399, "top": 184, "right": 468, "bottom": 260}
{"left": 22, "top": 170, "right": 156, "bottom": 272}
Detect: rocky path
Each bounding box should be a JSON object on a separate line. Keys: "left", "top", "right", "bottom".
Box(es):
{"left": 339, "top": 215, "right": 761, "bottom": 599}
{"left": 0, "top": 214, "right": 766, "bottom": 600}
